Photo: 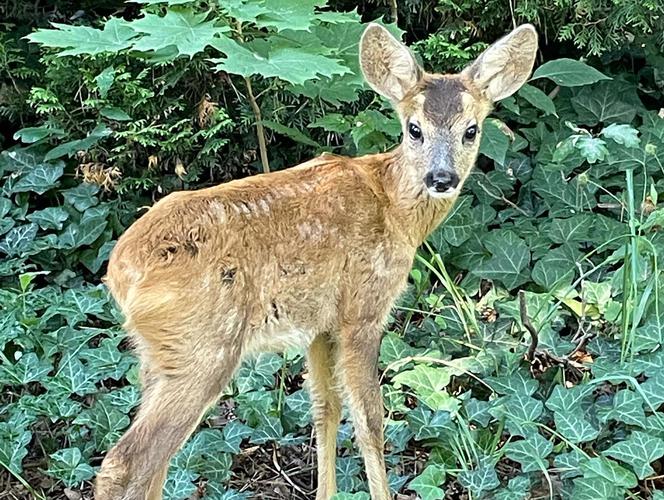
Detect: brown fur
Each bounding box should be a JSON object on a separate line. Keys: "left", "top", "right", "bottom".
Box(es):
{"left": 95, "top": 23, "right": 538, "bottom": 500}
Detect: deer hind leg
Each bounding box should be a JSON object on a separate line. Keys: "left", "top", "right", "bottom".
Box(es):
{"left": 95, "top": 340, "right": 240, "bottom": 500}
{"left": 337, "top": 323, "right": 390, "bottom": 500}
{"left": 308, "top": 333, "right": 343, "bottom": 500}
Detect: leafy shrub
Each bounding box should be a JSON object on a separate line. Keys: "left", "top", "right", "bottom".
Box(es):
{"left": 1, "top": 0, "right": 664, "bottom": 499}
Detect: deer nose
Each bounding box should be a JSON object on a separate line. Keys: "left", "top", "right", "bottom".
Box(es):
{"left": 426, "top": 170, "right": 459, "bottom": 192}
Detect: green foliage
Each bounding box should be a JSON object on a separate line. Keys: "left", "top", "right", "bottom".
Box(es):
{"left": 2, "top": 0, "right": 664, "bottom": 498}
{"left": 410, "top": 0, "right": 664, "bottom": 72}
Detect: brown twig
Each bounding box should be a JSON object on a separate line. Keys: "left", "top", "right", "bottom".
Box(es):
{"left": 236, "top": 21, "right": 270, "bottom": 173}
{"left": 476, "top": 180, "right": 530, "bottom": 217}
{"left": 388, "top": 0, "right": 398, "bottom": 23}
{"left": 547, "top": 85, "right": 561, "bottom": 100}
{"left": 243, "top": 76, "right": 270, "bottom": 173}
{"left": 271, "top": 446, "right": 310, "bottom": 497}
{"left": 519, "top": 290, "right": 539, "bottom": 361}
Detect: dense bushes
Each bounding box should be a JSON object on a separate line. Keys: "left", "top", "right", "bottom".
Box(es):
{"left": 1, "top": 0, "right": 664, "bottom": 499}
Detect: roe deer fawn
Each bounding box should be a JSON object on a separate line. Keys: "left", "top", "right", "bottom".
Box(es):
{"left": 95, "top": 23, "right": 537, "bottom": 500}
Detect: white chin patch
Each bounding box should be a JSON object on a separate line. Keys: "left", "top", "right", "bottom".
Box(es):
{"left": 427, "top": 187, "right": 458, "bottom": 199}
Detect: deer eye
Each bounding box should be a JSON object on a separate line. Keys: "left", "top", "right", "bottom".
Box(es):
{"left": 464, "top": 125, "right": 478, "bottom": 142}
{"left": 408, "top": 122, "right": 423, "bottom": 142}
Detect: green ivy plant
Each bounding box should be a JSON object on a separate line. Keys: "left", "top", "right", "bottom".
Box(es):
{"left": 2, "top": 1, "right": 664, "bottom": 499}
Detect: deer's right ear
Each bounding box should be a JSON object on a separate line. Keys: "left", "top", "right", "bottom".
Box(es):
{"left": 360, "top": 24, "right": 421, "bottom": 103}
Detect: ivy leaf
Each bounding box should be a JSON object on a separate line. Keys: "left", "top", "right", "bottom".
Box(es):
{"left": 1, "top": 353, "right": 52, "bottom": 385}
{"left": 493, "top": 475, "right": 531, "bottom": 500}
{"left": 493, "top": 393, "right": 543, "bottom": 437}
{"left": 211, "top": 37, "right": 349, "bottom": 85}
{"left": 531, "top": 58, "right": 610, "bottom": 86}
{"left": 503, "top": 433, "right": 553, "bottom": 472}
{"left": 408, "top": 464, "right": 446, "bottom": 500}
{"left": 0, "top": 429, "right": 31, "bottom": 474}
{"left": 555, "top": 450, "right": 585, "bottom": 479}
{"left": 194, "top": 452, "right": 232, "bottom": 483}
{"left": 518, "top": 84, "right": 556, "bottom": 115}
{"left": 80, "top": 338, "right": 133, "bottom": 381}
{"left": 380, "top": 332, "right": 414, "bottom": 366}
{"left": 251, "top": 414, "right": 283, "bottom": 444}
{"left": 284, "top": 389, "right": 311, "bottom": 429}
{"left": 571, "top": 82, "right": 638, "bottom": 125}
{"left": 571, "top": 477, "right": 625, "bottom": 500}
{"left": 601, "top": 123, "right": 640, "bottom": 148}
{"left": 62, "top": 183, "right": 99, "bottom": 212}
{"left": 407, "top": 408, "right": 454, "bottom": 440}
{"left": 544, "top": 215, "right": 595, "bottom": 244}
{"left": 392, "top": 365, "right": 458, "bottom": 411}
{"left": 532, "top": 245, "right": 577, "bottom": 290}
{"left": 219, "top": 420, "right": 252, "bottom": 454}
{"left": 58, "top": 220, "right": 108, "bottom": 250}
{"left": 27, "top": 207, "right": 69, "bottom": 230}
{"left": 485, "top": 371, "right": 538, "bottom": 396}
{"left": 457, "top": 459, "right": 500, "bottom": 497}
{"left": 163, "top": 469, "right": 198, "bottom": 500}
{"left": 49, "top": 357, "right": 98, "bottom": 396}
{"left": 47, "top": 448, "right": 95, "bottom": 487}
{"left": 129, "top": 10, "right": 230, "bottom": 57}
{"left": 25, "top": 17, "right": 136, "bottom": 56}
{"left": 336, "top": 456, "right": 363, "bottom": 492}
{"left": 473, "top": 230, "right": 530, "bottom": 289}
{"left": 574, "top": 136, "right": 608, "bottom": 164}
{"left": 604, "top": 431, "right": 664, "bottom": 479}
{"left": 580, "top": 456, "right": 638, "bottom": 488}
{"left": 11, "top": 162, "right": 64, "bottom": 194}
{"left": 479, "top": 119, "right": 510, "bottom": 166}
{"left": 74, "top": 400, "right": 130, "bottom": 450}
{"left": 392, "top": 364, "right": 452, "bottom": 395}
{"left": 0, "top": 223, "right": 38, "bottom": 257}
{"left": 640, "top": 372, "right": 664, "bottom": 407}
{"left": 235, "top": 353, "right": 282, "bottom": 393}
{"left": 80, "top": 240, "right": 116, "bottom": 274}
{"left": 385, "top": 419, "right": 413, "bottom": 453}
{"left": 331, "top": 494, "right": 370, "bottom": 500}
{"left": 531, "top": 165, "right": 579, "bottom": 210}
{"left": 603, "top": 390, "right": 646, "bottom": 428}
{"left": 464, "top": 398, "right": 493, "bottom": 427}
{"left": 546, "top": 385, "right": 594, "bottom": 412}
{"left": 554, "top": 410, "right": 600, "bottom": 444}
{"left": 442, "top": 204, "right": 475, "bottom": 246}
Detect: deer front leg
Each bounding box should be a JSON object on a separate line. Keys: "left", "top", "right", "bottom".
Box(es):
{"left": 338, "top": 322, "right": 390, "bottom": 500}
{"left": 308, "top": 333, "right": 342, "bottom": 500}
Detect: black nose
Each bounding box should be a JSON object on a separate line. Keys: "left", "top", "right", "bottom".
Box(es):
{"left": 425, "top": 170, "right": 459, "bottom": 192}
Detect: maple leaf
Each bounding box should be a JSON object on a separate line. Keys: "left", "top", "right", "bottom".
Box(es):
{"left": 128, "top": 10, "right": 230, "bottom": 58}
{"left": 25, "top": 17, "right": 136, "bottom": 56}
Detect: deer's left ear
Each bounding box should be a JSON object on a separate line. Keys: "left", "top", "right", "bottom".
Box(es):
{"left": 462, "top": 24, "right": 538, "bottom": 102}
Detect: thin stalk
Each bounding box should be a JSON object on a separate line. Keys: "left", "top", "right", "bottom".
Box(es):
{"left": 621, "top": 169, "right": 639, "bottom": 361}
{"left": 236, "top": 21, "right": 269, "bottom": 173}
{"left": 244, "top": 76, "right": 270, "bottom": 173}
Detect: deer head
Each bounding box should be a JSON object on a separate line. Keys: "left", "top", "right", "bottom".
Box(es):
{"left": 360, "top": 23, "right": 538, "bottom": 199}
